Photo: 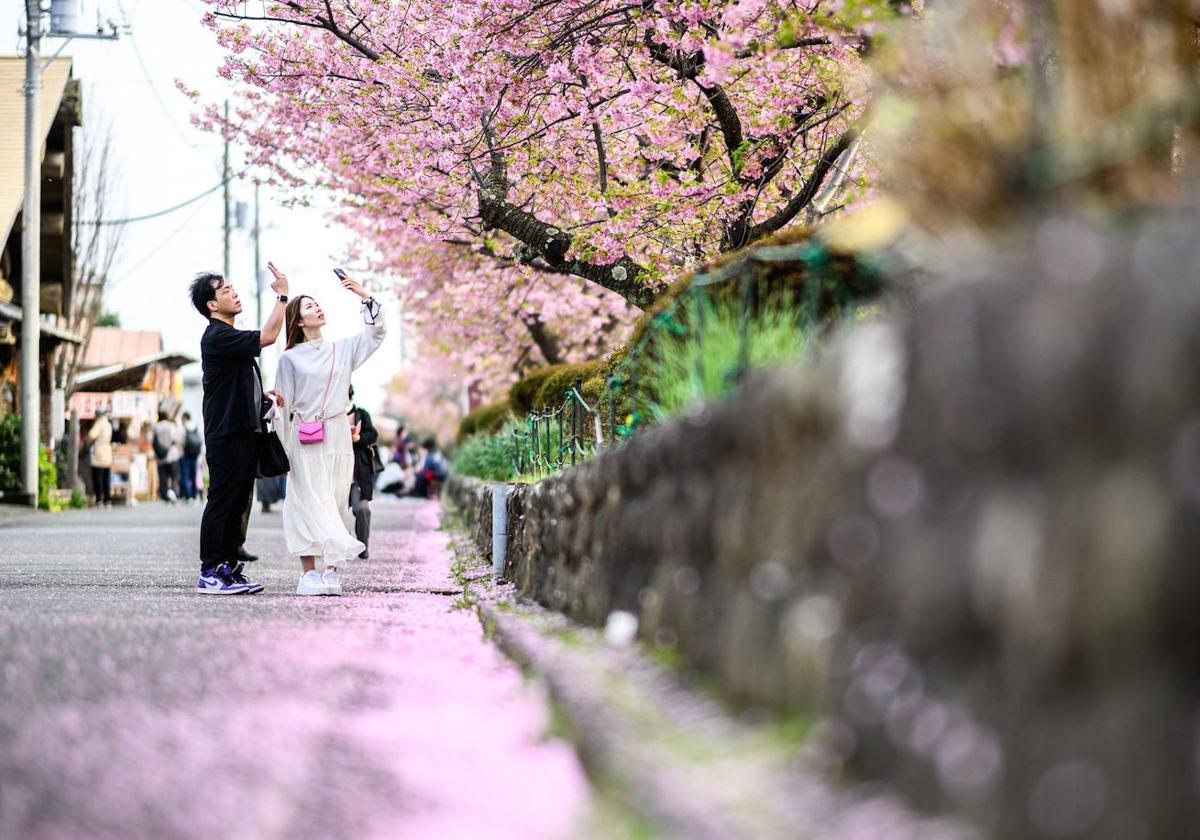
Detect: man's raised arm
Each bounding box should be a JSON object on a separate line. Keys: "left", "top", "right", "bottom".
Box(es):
{"left": 260, "top": 262, "right": 290, "bottom": 348}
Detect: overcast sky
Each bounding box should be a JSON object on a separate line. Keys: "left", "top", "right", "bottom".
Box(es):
{"left": 2, "top": 0, "right": 405, "bottom": 415}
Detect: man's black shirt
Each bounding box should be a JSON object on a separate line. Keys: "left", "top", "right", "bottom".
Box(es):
{"left": 201, "top": 319, "right": 263, "bottom": 441}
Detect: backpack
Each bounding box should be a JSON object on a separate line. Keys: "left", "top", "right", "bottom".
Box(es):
{"left": 183, "top": 428, "right": 203, "bottom": 458}
{"left": 152, "top": 430, "right": 171, "bottom": 460}
{"left": 427, "top": 451, "right": 449, "bottom": 480}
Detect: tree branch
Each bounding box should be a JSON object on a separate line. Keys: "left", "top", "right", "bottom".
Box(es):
{"left": 521, "top": 312, "right": 564, "bottom": 364}
{"left": 745, "top": 130, "right": 855, "bottom": 242}
{"left": 280, "top": 1, "right": 381, "bottom": 59}
{"left": 644, "top": 35, "right": 745, "bottom": 173}
{"left": 477, "top": 124, "right": 656, "bottom": 307}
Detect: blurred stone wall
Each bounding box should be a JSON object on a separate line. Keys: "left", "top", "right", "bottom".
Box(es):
{"left": 446, "top": 195, "right": 1200, "bottom": 837}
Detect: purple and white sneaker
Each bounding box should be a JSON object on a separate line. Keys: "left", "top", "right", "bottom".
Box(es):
{"left": 197, "top": 563, "right": 253, "bottom": 595}
{"left": 229, "top": 561, "right": 264, "bottom": 594}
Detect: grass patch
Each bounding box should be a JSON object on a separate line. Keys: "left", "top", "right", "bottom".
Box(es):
{"left": 551, "top": 626, "right": 586, "bottom": 648}
{"left": 629, "top": 295, "right": 810, "bottom": 423}
{"left": 645, "top": 643, "right": 685, "bottom": 671}
{"left": 768, "top": 711, "right": 818, "bottom": 748}
{"left": 450, "top": 583, "right": 477, "bottom": 611}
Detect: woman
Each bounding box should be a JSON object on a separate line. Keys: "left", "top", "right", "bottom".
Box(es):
{"left": 275, "top": 270, "right": 386, "bottom": 596}
{"left": 87, "top": 406, "right": 113, "bottom": 507}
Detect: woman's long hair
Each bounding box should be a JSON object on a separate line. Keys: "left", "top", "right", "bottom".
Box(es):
{"left": 284, "top": 295, "right": 313, "bottom": 350}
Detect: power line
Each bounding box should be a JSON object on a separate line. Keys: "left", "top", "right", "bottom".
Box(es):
{"left": 109, "top": 186, "right": 220, "bottom": 281}
{"left": 82, "top": 179, "right": 228, "bottom": 225}
{"left": 127, "top": 30, "right": 198, "bottom": 148}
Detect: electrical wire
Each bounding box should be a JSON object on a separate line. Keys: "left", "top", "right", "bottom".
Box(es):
{"left": 81, "top": 179, "right": 227, "bottom": 225}
{"left": 108, "top": 186, "right": 220, "bottom": 282}
{"left": 127, "top": 30, "right": 199, "bottom": 148}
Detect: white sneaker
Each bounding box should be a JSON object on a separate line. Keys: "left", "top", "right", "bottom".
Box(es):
{"left": 322, "top": 569, "right": 343, "bottom": 596}
{"left": 297, "top": 570, "right": 328, "bottom": 596}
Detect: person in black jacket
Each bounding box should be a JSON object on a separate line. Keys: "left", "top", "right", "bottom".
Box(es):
{"left": 348, "top": 385, "right": 380, "bottom": 559}
{"left": 189, "top": 264, "right": 288, "bottom": 595}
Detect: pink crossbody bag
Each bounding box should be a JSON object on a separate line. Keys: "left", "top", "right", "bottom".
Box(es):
{"left": 297, "top": 344, "right": 336, "bottom": 445}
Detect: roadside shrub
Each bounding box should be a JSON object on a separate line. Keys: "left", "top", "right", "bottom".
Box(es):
{"left": 452, "top": 422, "right": 522, "bottom": 482}
{"left": 37, "top": 446, "right": 57, "bottom": 511}
{"left": 0, "top": 414, "right": 19, "bottom": 494}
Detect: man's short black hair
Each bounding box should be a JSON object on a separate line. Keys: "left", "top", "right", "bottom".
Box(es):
{"left": 189, "top": 271, "right": 225, "bottom": 318}
{"left": 423, "top": 437, "right": 437, "bottom": 450}
{"left": 182, "top": 411, "right": 191, "bottom": 421}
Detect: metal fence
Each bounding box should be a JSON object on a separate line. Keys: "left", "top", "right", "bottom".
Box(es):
{"left": 511, "top": 379, "right": 605, "bottom": 479}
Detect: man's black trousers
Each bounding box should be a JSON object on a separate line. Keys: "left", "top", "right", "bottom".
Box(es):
{"left": 200, "top": 432, "right": 257, "bottom": 572}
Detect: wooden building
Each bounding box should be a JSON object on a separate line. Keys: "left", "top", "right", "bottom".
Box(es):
{"left": 0, "top": 56, "right": 82, "bottom": 434}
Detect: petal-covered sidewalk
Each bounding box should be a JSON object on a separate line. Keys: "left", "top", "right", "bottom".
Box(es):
{"left": 0, "top": 497, "right": 589, "bottom": 840}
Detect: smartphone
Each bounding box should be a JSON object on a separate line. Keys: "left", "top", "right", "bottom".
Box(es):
{"left": 333, "top": 268, "right": 348, "bottom": 280}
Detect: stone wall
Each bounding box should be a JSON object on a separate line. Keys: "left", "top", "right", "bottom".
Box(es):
{"left": 446, "top": 199, "right": 1200, "bottom": 838}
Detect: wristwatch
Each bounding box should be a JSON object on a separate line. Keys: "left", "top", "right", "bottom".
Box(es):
{"left": 277, "top": 294, "right": 288, "bottom": 303}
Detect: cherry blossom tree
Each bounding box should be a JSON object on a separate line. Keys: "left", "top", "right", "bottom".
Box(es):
{"left": 198, "top": 0, "right": 898, "bottom": 397}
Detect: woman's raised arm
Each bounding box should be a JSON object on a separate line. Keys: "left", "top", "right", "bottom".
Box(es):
{"left": 337, "top": 273, "right": 386, "bottom": 369}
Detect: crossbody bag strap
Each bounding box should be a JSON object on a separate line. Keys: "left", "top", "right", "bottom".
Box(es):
{"left": 315, "top": 343, "right": 337, "bottom": 421}
{"left": 252, "top": 360, "right": 269, "bottom": 432}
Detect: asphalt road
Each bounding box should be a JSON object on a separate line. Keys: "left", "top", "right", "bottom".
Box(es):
{"left": 0, "top": 497, "right": 588, "bottom": 840}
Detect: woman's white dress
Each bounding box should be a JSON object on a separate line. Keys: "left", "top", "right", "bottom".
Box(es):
{"left": 275, "top": 298, "right": 385, "bottom": 564}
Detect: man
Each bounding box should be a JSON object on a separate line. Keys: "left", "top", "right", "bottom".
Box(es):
{"left": 189, "top": 264, "right": 288, "bottom": 594}
{"left": 180, "top": 412, "right": 203, "bottom": 503}
{"left": 152, "top": 411, "right": 183, "bottom": 503}
{"left": 348, "top": 385, "right": 380, "bottom": 559}
{"left": 390, "top": 422, "right": 416, "bottom": 495}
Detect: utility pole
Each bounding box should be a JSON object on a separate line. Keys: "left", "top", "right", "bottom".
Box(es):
{"left": 254, "top": 184, "right": 263, "bottom": 327}
{"left": 19, "top": 0, "right": 41, "bottom": 503}
{"left": 18, "top": 4, "right": 119, "bottom": 504}
{"left": 222, "top": 100, "right": 231, "bottom": 281}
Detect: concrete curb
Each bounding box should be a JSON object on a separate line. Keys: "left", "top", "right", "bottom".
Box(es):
{"left": 0, "top": 503, "right": 45, "bottom": 528}
{"left": 477, "top": 598, "right": 971, "bottom": 840}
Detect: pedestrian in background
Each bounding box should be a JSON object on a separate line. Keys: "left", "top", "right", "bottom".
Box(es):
{"left": 87, "top": 407, "right": 113, "bottom": 508}
{"left": 180, "top": 412, "right": 203, "bottom": 503}
{"left": 348, "top": 384, "right": 380, "bottom": 559}
{"left": 410, "top": 438, "right": 448, "bottom": 499}
{"left": 256, "top": 474, "right": 285, "bottom": 514}
{"left": 391, "top": 422, "right": 416, "bottom": 494}
{"left": 153, "top": 411, "right": 183, "bottom": 503}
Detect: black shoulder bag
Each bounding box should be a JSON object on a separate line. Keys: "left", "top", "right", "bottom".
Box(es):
{"left": 254, "top": 362, "right": 290, "bottom": 478}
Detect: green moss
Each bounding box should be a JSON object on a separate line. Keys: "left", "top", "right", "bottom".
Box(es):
{"left": 510, "top": 360, "right": 609, "bottom": 416}
{"left": 509, "top": 366, "right": 561, "bottom": 415}
{"left": 531, "top": 360, "right": 607, "bottom": 412}
{"left": 458, "top": 400, "right": 513, "bottom": 442}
